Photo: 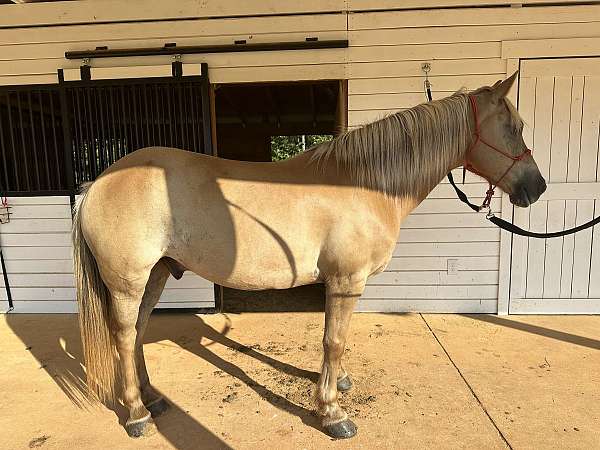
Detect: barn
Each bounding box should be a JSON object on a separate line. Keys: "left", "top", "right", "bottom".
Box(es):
{"left": 1, "top": 0, "right": 600, "bottom": 316}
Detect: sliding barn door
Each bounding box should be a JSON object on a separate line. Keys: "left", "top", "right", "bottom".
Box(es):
{"left": 509, "top": 58, "right": 600, "bottom": 313}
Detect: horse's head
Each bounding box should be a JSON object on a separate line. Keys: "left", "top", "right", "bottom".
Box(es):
{"left": 467, "top": 72, "right": 546, "bottom": 207}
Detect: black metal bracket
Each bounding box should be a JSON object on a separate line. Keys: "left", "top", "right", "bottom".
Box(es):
{"left": 172, "top": 60, "right": 183, "bottom": 77}
{"left": 80, "top": 64, "right": 91, "bottom": 81}
{"left": 65, "top": 39, "right": 349, "bottom": 60}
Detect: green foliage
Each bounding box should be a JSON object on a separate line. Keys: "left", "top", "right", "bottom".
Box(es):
{"left": 270, "top": 135, "right": 333, "bottom": 161}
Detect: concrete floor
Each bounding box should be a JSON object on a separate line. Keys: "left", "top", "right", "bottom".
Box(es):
{"left": 1, "top": 312, "right": 598, "bottom": 450}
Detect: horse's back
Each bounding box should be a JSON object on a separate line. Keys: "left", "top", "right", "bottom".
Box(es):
{"left": 80, "top": 147, "right": 324, "bottom": 288}
{"left": 80, "top": 146, "right": 398, "bottom": 291}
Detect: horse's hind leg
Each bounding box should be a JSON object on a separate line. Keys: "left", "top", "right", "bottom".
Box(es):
{"left": 109, "top": 282, "right": 155, "bottom": 438}
{"left": 317, "top": 276, "right": 363, "bottom": 439}
{"left": 135, "top": 262, "right": 171, "bottom": 418}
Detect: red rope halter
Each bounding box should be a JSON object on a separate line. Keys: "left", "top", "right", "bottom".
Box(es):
{"left": 464, "top": 94, "right": 531, "bottom": 210}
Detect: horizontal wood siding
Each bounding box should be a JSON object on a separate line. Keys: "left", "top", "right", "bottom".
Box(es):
{"left": 2, "top": 2, "right": 599, "bottom": 313}
{"left": 0, "top": 197, "right": 73, "bottom": 313}
{"left": 0, "top": 14, "right": 348, "bottom": 85}
{"left": 350, "top": 4, "right": 600, "bottom": 312}
{"left": 0, "top": 1, "right": 592, "bottom": 28}
{"left": 0, "top": 197, "right": 214, "bottom": 313}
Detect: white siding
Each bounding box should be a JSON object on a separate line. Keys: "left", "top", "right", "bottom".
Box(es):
{"left": 348, "top": 5, "right": 600, "bottom": 313}
{"left": 0, "top": 196, "right": 74, "bottom": 313}
{"left": 0, "top": 197, "right": 214, "bottom": 313}
{"left": 0, "top": 13, "right": 348, "bottom": 86}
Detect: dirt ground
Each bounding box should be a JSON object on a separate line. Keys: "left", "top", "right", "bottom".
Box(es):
{"left": 1, "top": 310, "right": 599, "bottom": 450}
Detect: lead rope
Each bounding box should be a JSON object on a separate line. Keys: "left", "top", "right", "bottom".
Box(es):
{"left": 0, "top": 194, "right": 13, "bottom": 311}
{"left": 422, "top": 69, "right": 600, "bottom": 239}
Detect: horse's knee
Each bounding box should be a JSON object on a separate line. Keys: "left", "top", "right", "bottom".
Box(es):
{"left": 323, "top": 336, "right": 345, "bottom": 359}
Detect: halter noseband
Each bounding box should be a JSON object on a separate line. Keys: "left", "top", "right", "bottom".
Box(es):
{"left": 464, "top": 94, "right": 531, "bottom": 211}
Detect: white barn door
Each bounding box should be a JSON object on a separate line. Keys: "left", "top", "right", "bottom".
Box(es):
{"left": 509, "top": 58, "right": 600, "bottom": 314}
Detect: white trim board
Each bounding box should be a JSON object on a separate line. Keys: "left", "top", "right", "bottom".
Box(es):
{"left": 502, "top": 37, "right": 600, "bottom": 59}
{"left": 62, "top": 63, "right": 204, "bottom": 82}
{"left": 509, "top": 299, "right": 600, "bottom": 314}
{"left": 356, "top": 298, "right": 497, "bottom": 313}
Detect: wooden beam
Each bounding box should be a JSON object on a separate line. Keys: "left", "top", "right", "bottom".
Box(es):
{"left": 209, "top": 84, "right": 218, "bottom": 156}
{"left": 335, "top": 79, "right": 348, "bottom": 135}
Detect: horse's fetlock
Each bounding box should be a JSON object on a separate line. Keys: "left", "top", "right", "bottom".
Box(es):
{"left": 321, "top": 405, "right": 348, "bottom": 426}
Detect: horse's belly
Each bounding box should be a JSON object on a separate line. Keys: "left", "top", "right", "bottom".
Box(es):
{"left": 178, "top": 224, "right": 322, "bottom": 290}
{"left": 221, "top": 264, "right": 320, "bottom": 290}
{"left": 189, "top": 251, "right": 321, "bottom": 290}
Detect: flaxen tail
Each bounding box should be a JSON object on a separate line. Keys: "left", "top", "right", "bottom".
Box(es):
{"left": 72, "top": 183, "right": 118, "bottom": 404}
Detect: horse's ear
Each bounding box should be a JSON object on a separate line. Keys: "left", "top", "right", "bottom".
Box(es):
{"left": 493, "top": 71, "right": 519, "bottom": 99}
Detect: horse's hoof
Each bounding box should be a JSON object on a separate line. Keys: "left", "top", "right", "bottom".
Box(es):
{"left": 337, "top": 375, "right": 353, "bottom": 392}
{"left": 147, "top": 397, "right": 169, "bottom": 418}
{"left": 125, "top": 415, "right": 156, "bottom": 438}
{"left": 324, "top": 419, "right": 357, "bottom": 439}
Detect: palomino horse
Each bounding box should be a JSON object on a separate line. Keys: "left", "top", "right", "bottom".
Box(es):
{"left": 73, "top": 72, "right": 546, "bottom": 439}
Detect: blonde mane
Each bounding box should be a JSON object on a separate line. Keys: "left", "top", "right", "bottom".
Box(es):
{"left": 310, "top": 92, "right": 475, "bottom": 198}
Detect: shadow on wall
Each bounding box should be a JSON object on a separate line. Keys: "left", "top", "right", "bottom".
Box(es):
{"left": 5, "top": 312, "right": 321, "bottom": 450}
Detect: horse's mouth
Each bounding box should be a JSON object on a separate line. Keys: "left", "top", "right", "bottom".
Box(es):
{"left": 509, "top": 179, "right": 547, "bottom": 208}
{"left": 510, "top": 190, "right": 531, "bottom": 208}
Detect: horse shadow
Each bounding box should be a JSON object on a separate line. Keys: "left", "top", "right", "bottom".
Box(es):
{"left": 5, "top": 311, "right": 322, "bottom": 450}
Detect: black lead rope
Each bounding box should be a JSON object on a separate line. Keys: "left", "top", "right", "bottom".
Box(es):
{"left": 424, "top": 75, "right": 600, "bottom": 239}
{"left": 0, "top": 246, "right": 13, "bottom": 311}
{"left": 446, "top": 172, "right": 600, "bottom": 238}
{"left": 0, "top": 192, "right": 13, "bottom": 311}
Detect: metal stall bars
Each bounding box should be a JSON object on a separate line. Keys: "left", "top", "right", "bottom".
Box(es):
{"left": 58, "top": 62, "right": 215, "bottom": 190}
{"left": 0, "top": 63, "right": 217, "bottom": 312}
{"left": 0, "top": 85, "right": 67, "bottom": 195}
{"left": 0, "top": 84, "right": 68, "bottom": 311}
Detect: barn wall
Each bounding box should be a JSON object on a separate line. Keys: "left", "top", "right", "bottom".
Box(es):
{"left": 1, "top": 1, "right": 600, "bottom": 313}
{"left": 0, "top": 197, "right": 215, "bottom": 312}
{"left": 348, "top": 4, "right": 600, "bottom": 313}
{"left": 0, "top": 13, "right": 348, "bottom": 86}
{"left": 0, "top": 197, "right": 74, "bottom": 312}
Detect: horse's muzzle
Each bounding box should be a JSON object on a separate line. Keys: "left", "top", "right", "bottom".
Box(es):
{"left": 510, "top": 173, "right": 547, "bottom": 208}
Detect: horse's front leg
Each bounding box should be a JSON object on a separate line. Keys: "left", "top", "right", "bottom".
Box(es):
{"left": 317, "top": 277, "right": 363, "bottom": 439}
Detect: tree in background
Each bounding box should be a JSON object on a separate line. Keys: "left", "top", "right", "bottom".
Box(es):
{"left": 271, "top": 135, "right": 333, "bottom": 161}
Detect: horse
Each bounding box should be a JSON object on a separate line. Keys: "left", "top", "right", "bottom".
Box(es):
{"left": 72, "top": 71, "right": 546, "bottom": 439}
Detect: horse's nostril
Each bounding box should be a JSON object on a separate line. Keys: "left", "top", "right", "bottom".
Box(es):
{"left": 539, "top": 177, "right": 547, "bottom": 195}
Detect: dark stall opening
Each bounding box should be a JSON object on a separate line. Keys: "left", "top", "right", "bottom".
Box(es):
{"left": 213, "top": 80, "right": 347, "bottom": 312}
